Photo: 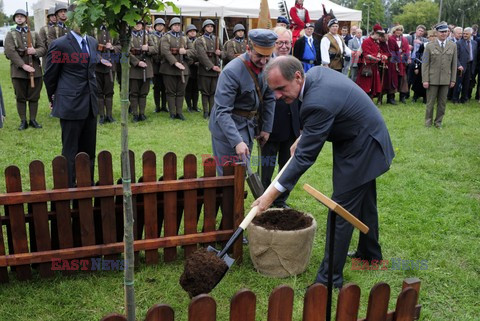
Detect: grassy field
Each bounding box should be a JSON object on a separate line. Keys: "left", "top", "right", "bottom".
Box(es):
{"left": 0, "top": 54, "right": 479, "bottom": 321}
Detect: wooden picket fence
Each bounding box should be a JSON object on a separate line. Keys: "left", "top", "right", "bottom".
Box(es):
{"left": 0, "top": 151, "right": 245, "bottom": 282}
{"left": 101, "top": 278, "right": 422, "bottom": 321}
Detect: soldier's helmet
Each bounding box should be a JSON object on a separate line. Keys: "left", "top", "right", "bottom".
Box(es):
{"left": 202, "top": 19, "right": 215, "bottom": 30}
{"left": 186, "top": 24, "right": 198, "bottom": 33}
{"left": 154, "top": 18, "right": 165, "bottom": 27}
{"left": 47, "top": 6, "right": 55, "bottom": 17}
{"left": 55, "top": 2, "right": 68, "bottom": 14}
{"left": 233, "top": 24, "right": 245, "bottom": 34}
{"left": 13, "top": 9, "right": 27, "bottom": 21}
{"left": 169, "top": 17, "right": 181, "bottom": 28}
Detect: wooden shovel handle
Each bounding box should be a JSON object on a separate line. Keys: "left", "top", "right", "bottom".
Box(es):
{"left": 303, "top": 184, "right": 369, "bottom": 234}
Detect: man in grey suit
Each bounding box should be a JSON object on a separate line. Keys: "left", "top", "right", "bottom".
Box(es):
{"left": 347, "top": 28, "right": 363, "bottom": 82}
{"left": 254, "top": 56, "right": 395, "bottom": 288}
{"left": 422, "top": 22, "right": 457, "bottom": 128}
{"left": 452, "top": 27, "right": 477, "bottom": 103}
{"left": 44, "top": 5, "right": 105, "bottom": 187}
{"left": 209, "top": 29, "right": 277, "bottom": 175}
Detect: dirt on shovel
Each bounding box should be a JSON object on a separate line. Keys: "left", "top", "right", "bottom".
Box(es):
{"left": 179, "top": 247, "right": 228, "bottom": 297}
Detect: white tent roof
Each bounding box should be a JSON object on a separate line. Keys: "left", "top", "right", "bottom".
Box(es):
{"left": 163, "top": 0, "right": 361, "bottom": 21}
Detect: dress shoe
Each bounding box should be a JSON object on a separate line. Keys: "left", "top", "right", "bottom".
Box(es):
{"left": 176, "top": 114, "right": 186, "bottom": 121}
{"left": 99, "top": 116, "right": 105, "bottom": 124}
{"left": 387, "top": 98, "right": 397, "bottom": 105}
{"left": 139, "top": 114, "right": 147, "bottom": 121}
{"left": 18, "top": 120, "right": 28, "bottom": 130}
{"left": 203, "top": 112, "right": 209, "bottom": 119}
{"left": 412, "top": 97, "right": 417, "bottom": 103}
{"left": 106, "top": 115, "right": 116, "bottom": 123}
{"left": 192, "top": 107, "right": 200, "bottom": 112}
{"left": 29, "top": 120, "right": 42, "bottom": 128}
{"left": 160, "top": 107, "right": 169, "bottom": 112}
{"left": 187, "top": 107, "right": 192, "bottom": 112}
{"left": 347, "top": 250, "right": 362, "bottom": 259}
{"left": 154, "top": 107, "right": 161, "bottom": 113}
{"left": 132, "top": 115, "right": 139, "bottom": 122}
{"left": 170, "top": 114, "right": 176, "bottom": 120}
{"left": 399, "top": 96, "right": 406, "bottom": 104}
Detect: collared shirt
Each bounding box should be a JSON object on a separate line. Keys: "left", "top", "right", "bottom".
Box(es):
{"left": 437, "top": 39, "right": 445, "bottom": 48}
{"left": 306, "top": 35, "right": 313, "bottom": 47}
{"left": 467, "top": 40, "right": 473, "bottom": 61}
{"left": 71, "top": 30, "right": 90, "bottom": 55}
{"left": 274, "top": 79, "right": 305, "bottom": 193}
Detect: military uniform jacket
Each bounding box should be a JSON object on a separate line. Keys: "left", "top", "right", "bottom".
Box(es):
{"left": 209, "top": 53, "right": 275, "bottom": 149}
{"left": 47, "top": 21, "right": 69, "bottom": 47}
{"left": 159, "top": 31, "right": 194, "bottom": 76}
{"left": 129, "top": 30, "right": 157, "bottom": 79}
{"left": 223, "top": 38, "right": 247, "bottom": 64}
{"left": 422, "top": 40, "right": 457, "bottom": 85}
{"left": 151, "top": 31, "right": 165, "bottom": 74}
{"left": 4, "top": 27, "right": 46, "bottom": 78}
{"left": 39, "top": 22, "right": 55, "bottom": 49}
{"left": 93, "top": 27, "right": 121, "bottom": 73}
{"left": 194, "top": 33, "right": 219, "bottom": 77}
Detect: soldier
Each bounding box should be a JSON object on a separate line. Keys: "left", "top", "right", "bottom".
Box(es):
{"left": 94, "top": 24, "right": 120, "bottom": 124}
{"left": 151, "top": 17, "right": 168, "bottom": 113}
{"left": 38, "top": 6, "right": 56, "bottom": 50}
{"left": 222, "top": 24, "right": 247, "bottom": 66}
{"left": 129, "top": 20, "right": 157, "bottom": 122}
{"left": 194, "top": 19, "right": 222, "bottom": 119}
{"left": 185, "top": 24, "right": 200, "bottom": 112}
{"left": 47, "top": 2, "right": 69, "bottom": 47}
{"left": 160, "top": 17, "right": 194, "bottom": 120}
{"left": 4, "top": 9, "right": 46, "bottom": 130}
{"left": 209, "top": 29, "right": 277, "bottom": 175}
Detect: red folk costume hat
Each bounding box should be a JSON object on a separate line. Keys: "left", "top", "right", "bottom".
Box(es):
{"left": 373, "top": 23, "right": 385, "bottom": 33}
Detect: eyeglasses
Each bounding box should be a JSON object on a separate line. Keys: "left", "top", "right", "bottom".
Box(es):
{"left": 275, "top": 41, "right": 292, "bottom": 47}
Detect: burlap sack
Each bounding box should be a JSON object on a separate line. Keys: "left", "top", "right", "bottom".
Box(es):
{"left": 247, "top": 211, "right": 317, "bottom": 278}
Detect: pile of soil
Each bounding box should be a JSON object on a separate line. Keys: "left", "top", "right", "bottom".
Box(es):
{"left": 252, "top": 209, "right": 313, "bottom": 231}
{"left": 179, "top": 247, "right": 228, "bottom": 297}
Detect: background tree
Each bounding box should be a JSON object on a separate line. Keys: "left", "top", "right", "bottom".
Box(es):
{"left": 66, "top": 1, "right": 177, "bottom": 320}
{"left": 355, "top": 0, "right": 385, "bottom": 34}
{"left": 0, "top": 0, "right": 10, "bottom": 27}
{"left": 392, "top": 0, "right": 439, "bottom": 32}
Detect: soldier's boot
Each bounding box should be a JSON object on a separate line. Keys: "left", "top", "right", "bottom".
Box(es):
{"left": 98, "top": 97, "right": 105, "bottom": 124}
{"left": 192, "top": 91, "right": 200, "bottom": 112}
{"left": 28, "top": 101, "right": 42, "bottom": 128}
{"left": 17, "top": 101, "right": 28, "bottom": 130}
{"left": 167, "top": 96, "right": 176, "bottom": 119}
{"left": 176, "top": 97, "right": 185, "bottom": 120}
{"left": 139, "top": 96, "right": 147, "bottom": 121}
{"left": 161, "top": 90, "right": 168, "bottom": 112}
{"left": 387, "top": 94, "right": 397, "bottom": 105}
{"left": 105, "top": 97, "right": 115, "bottom": 122}
{"left": 202, "top": 95, "right": 209, "bottom": 119}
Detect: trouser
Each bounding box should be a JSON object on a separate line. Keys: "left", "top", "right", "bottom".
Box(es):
{"left": 153, "top": 73, "right": 166, "bottom": 110}
{"left": 198, "top": 75, "right": 218, "bottom": 114}
{"left": 350, "top": 66, "right": 358, "bottom": 83}
{"left": 12, "top": 77, "right": 43, "bottom": 121}
{"left": 211, "top": 135, "right": 253, "bottom": 176}
{"left": 60, "top": 111, "right": 97, "bottom": 187}
{"left": 185, "top": 70, "right": 199, "bottom": 109}
{"left": 164, "top": 74, "right": 188, "bottom": 116}
{"left": 129, "top": 78, "right": 151, "bottom": 116}
{"left": 96, "top": 71, "right": 115, "bottom": 117}
{"left": 453, "top": 62, "right": 472, "bottom": 102}
{"left": 425, "top": 85, "right": 449, "bottom": 127}
{"left": 315, "top": 180, "right": 381, "bottom": 288}
{"left": 260, "top": 137, "right": 296, "bottom": 206}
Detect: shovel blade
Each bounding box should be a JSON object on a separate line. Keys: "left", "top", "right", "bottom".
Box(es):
{"left": 207, "top": 245, "right": 235, "bottom": 268}
{"left": 247, "top": 172, "right": 265, "bottom": 199}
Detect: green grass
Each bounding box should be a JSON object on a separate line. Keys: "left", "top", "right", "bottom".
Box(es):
{"left": 0, "top": 54, "right": 479, "bottom": 320}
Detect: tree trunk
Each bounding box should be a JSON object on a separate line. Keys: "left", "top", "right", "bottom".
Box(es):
{"left": 119, "top": 22, "right": 136, "bottom": 321}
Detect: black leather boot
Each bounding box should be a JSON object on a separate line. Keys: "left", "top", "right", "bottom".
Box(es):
{"left": 18, "top": 120, "right": 28, "bottom": 130}
{"left": 29, "top": 120, "right": 42, "bottom": 128}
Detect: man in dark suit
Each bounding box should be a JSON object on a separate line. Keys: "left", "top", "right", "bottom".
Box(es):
{"left": 453, "top": 27, "right": 477, "bottom": 103}
{"left": 406, "top": 25, "right": 427, "bottom": 100}
{"left": 44, "top": 6, "right": 104, "bottom": 187}
{"left": 254, "top": 56, "right": 395, "bottom": 288}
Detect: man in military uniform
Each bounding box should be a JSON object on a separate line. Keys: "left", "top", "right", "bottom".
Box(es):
{"left": 129, "top": 21, "right": 157, "bottom": 122}
{"left": 4, "top": 9, "right": 46, "bottom": 130}
{"left": 39, "top": 6, "right": 56, "bottom": 49}
{"left": 194, "top": 19, "right": 222, "bottom": 119}
{"left": 185, "top": 24, "right": 200, "bottom": 112}
{"left": 151, "top": 17, "right": 168, "bottom": 113}
{"left": 47, "top": 3, "right": 69, "bottom": 47}
{"left": 160, "top": 17, "right": 194, "bottom": 120}
{"left": 209, "top": 29, "right": 277, "bottom": 175}
{"left": 222, "top": 24, "right": 247, "bottom": 66}
{"left": 94, "top": 24, "right": 120, "bottom": 124}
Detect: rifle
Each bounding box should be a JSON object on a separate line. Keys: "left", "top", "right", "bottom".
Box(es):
{"left": 215, "top": 13, "right": 220, "bottom": 67}
{"left": 107, "top": 34, "right": 114, "bottom": 83}
{"left": 179, "top": 9, "right": 185, "bottom": 83}
{"left": 141, "top": 22, "right": 147, "bottom": 82}
{"left": 25, "top": 2, "right": 34, "bottom": 88}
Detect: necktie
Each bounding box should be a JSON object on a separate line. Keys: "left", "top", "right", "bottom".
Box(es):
{"left": 467, "top": 41, "right": 472, "bottom": 61}
{"left": 81, "top": 39, "right": 90, "bottom": 60}
{"left": 441, "top": 41, "right": 444, "bottom": 49}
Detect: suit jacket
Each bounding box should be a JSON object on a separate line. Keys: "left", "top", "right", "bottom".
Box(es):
{"left": 269, "top": 99, "right": 301, "bottom": 142}
{"left": 456, "top": 38, "right": 477, "bottom": 75}
{"left": 0, "top": 85, "right": 5, "bottom": 129}
{"left": 44, "top": 32, "right": 99, "bottom": 120}
{"left": 293, "top": 36, "right": 321, "bottom": 65}
{"left": 209, "top": 53, "right": 275, "bottom": 149}
{"left": 278, "top": 67, "right": 395, "bottom": 195}
{"left": 348, "top": 36, "right": 362, "bottom": 67}
{"left": 422, "top": 40, "right": 457, "bottom": 85}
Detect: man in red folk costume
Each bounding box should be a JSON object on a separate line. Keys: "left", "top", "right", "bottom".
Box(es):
{"left": 290, "top": 0, "right": 310, "bottom": 45}
{"left": 356, "top": 24, "right": 388, "bottom": 98}
{"left": 386, "top": 25, "right": 411, "bottom": 104}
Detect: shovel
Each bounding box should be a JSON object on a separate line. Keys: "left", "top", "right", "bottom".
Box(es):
{"left": 245, "top": 160, "right": 264, "bottom": 199}
{"left": 207, "top": 157, "right": 293, "bottom": 283}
